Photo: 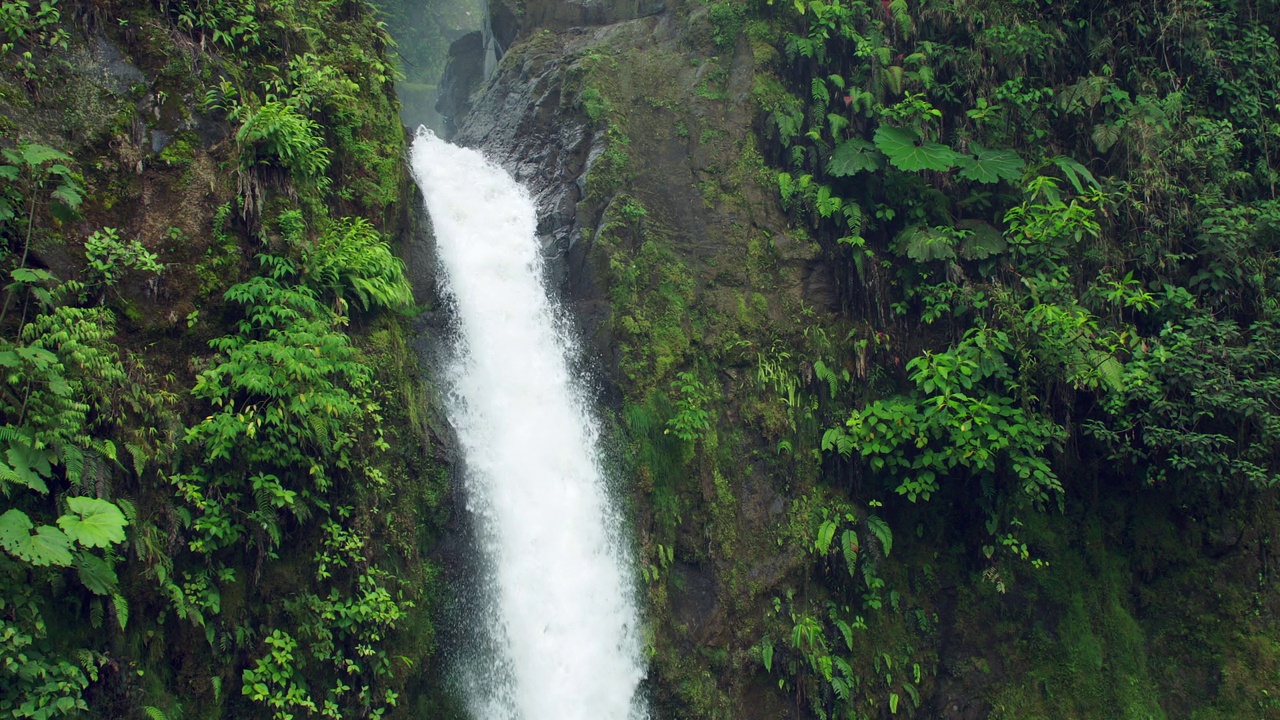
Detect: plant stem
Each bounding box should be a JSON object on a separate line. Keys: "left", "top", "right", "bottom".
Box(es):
{"left": 0, "top": 192, "right": 39, "bottom": 328}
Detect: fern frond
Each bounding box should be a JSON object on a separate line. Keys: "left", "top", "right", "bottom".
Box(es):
{"left": 61, "top": 441, "right": 85, "bottom": 486}
{"left": 115, "top": 497, "right": 137, "bottom": 523}
{"left": 0, "top": 426, "right": 28, "bottom": 443}
{"left": 252, "top": 482, "right": 273, "bottom": 514}
{"left": 125, "top": 442, "right": 147, "bottom": 477}
{"left": 303, "top": 218, "right": 413, "bottom": 311}
{"left": 112, "top": 592, "right": 129, "bottom": 630}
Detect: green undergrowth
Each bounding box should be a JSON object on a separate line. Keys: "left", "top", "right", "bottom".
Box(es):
{"left": 561, "top": 17, "right": 862, "bottom": 716}
{"left": 0, "top": 0, "right": 451, "bottom": 716}
{"left": 549, "top": 0, "right": 1280, "bottom": 716}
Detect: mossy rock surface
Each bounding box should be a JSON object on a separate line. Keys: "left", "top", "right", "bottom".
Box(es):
{"left": 451, "top": 1, "right": 1280, "bottom": 718}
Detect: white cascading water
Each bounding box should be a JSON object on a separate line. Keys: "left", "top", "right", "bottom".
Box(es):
{"left": 410, "top": 128, "right": 647, "bottom": 720}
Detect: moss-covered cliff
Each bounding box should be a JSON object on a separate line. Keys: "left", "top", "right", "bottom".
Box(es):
{"left": 0, "top": 0, "right": 455, "bottom": 717}
{"left": 448, "top": 0, "right": 1280, "bottom": 718}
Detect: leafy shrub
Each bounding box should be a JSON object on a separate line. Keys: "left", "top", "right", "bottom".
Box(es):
{"left": 235, "top": 100, "right": 332, "bottom": 193}
{"left": 301, "top": 218, "right": 413, "bottom": 311}
{"left": 82, "top": 228, "right": 161, "bottom": 299}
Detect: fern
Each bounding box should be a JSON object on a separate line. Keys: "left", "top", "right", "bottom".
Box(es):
{"left": 888, "top": 0, "right": 912, "bottom": 36}
{"left": 811, "top": 77, "right": 829, "bottom": 105}
{"left": 866, "top": 514, "right": 893, "bottom": 557}
{"left": 61, "top": 441, "right": 84, "bottom": 486}
{"left": 236, "top": 100, "right": 332, "bottom": 192}
{"left": 111, "top": 592, "right": 128, "bottom": 630}
{"left": 124, "top": 442, "right": 146, "bottom": 477}
{"left": 252, "top": 482, "right": 274, "bottom": 516}
{"left": 840, "top": 529, "right": 858, "bottom": 577}
{"left": 814, "top": 359, "right": 841, "bottom": 399}
{"left": 302, "top": 217, "right": 413, "bottom": 311}
{"left": 114, "top": 497, "right": 137, "bottom": 523}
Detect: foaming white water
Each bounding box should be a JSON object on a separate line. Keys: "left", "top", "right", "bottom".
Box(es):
{"left": 410, "top": 128, "right": 647, "bottom": 720}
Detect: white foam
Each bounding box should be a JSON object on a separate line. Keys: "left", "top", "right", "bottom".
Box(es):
{"left": 410, "top": 128, "right": 647, "bottom": 720}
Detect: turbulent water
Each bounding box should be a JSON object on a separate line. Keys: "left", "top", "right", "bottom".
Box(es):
{"left": 410, "top": 128, "right": 647, "bottom": 720}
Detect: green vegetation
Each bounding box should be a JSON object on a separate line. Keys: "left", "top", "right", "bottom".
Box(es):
{"left": 551, "top": 0, "right": 1280, "bottom": 717}
{"left": 0, "top": 0, "right": 448, "bottom": 715}
{"left": 721, "top": 0, "right": 1280, "bottom": 716}
{"left": 2, "top": 0, "right": 1278, "bottom": 714}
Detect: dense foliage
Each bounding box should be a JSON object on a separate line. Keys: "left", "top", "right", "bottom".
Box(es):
{"left": 545, "top": 0, "right": 1280, "bottom": 716}
{"left": 4, "top": 0, "right": 1278, "bottom": 715}
{"left": 735, "top": 0, "right": 1280, "bottom": 716}
{"left": 0, "top": 0, "right": 444, "bottom": 716}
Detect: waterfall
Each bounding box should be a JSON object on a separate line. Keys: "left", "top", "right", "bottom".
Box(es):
{"left": 409, "top": 129, "right": 647, "bottom": 720}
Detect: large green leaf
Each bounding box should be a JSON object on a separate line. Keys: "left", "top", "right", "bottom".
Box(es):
{"left": 956, "top": 145, "right": 1025, "bottom": 183}
{"left": 1092, "top": 123, "right": 1122, "bottom": 153}
{"left": 5, "top": 438, "right": 53, "bottom": 493}
{"left": 30, "top": 526, "right": 74, "bottom": 566}
{"left": 14, "top": 344, "right": 58, "bottom": 370}
{"left": 50, "top": 183, "right": 83, "bottom": 210}
{"left": 0, "top": 508, "right": 33, "bottom": 553}
{"left": 73, "top": 551, "right": 119, "bottom": 595}
{"left": 1050, "top": 155, "right": 1100, "bottom": 193}
{"left": 19, "top": 143, "right": 72, "bottom": 167}
{"left": 894, "top": 225, "right": 957, "bottom": 262}
{"left": 10, "top": 267, "right": 58, "bottom": 285}
{"left": 873, "top": 126, "right": 961, "bottom": 172}
{"left": 956, "top": 219, "right": 1008, "bottom": 260}
{"left": 1056, "top": 75, "right": 1112, "bottom": 114}
{"left": 0, "top": 509, "right": 74, "bottom": 566}
{"left": 828, "top": 138, "right": 883, "bottom": 176}
{"left": 58, "top": 497, "right": 128, "bottom": 548}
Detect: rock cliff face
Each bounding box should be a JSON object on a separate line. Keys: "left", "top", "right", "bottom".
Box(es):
{"left": 435, "top": 31, "right": 486, "bottom": 136}
{"left": 450, "top": 0, "right": 837, "bottom": 361}
{"left": 428, "top": 1, "right": 1280, "bottom": 718}
{"left": 441, "top": 2, "right": 839, "bottom": 716}
{"left": 427, "top": 0, "right": 1280, "bottom": 712}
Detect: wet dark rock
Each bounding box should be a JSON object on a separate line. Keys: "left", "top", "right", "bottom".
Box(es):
{"left": 669, "top": 562, "right": 719, "bottom": 641}
{"left": 150, "top": 129, "right": 171, "bottom": 154}
{"left": 488, "top": 0, "right": 520, "bottom": 58}
{"left": 435, "top": 30, "right": 486, "bottom": 138}
{"left": 85, "top": 35, "right": 146, "bottom": 95}
{"left": 520, "top": 0, "right": 665, "bottom": 32}
{"left": 453, "top": 30, "right": 599, "bottom": 326}
{"left": 489, "top": 0, "right": 665, "bottom": 50}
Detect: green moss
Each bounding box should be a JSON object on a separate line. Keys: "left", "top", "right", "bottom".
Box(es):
{"left": 158, "top": 133, "right": 197, "bottom": 168}
{"left": 610, "top": 238, "right": 697, "bottom": 390}
{"left": 707, "top": 1, "right": 746, "bottom": 53}
{"left": 585, "top": 131, "right": 631, "bottom": 204}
